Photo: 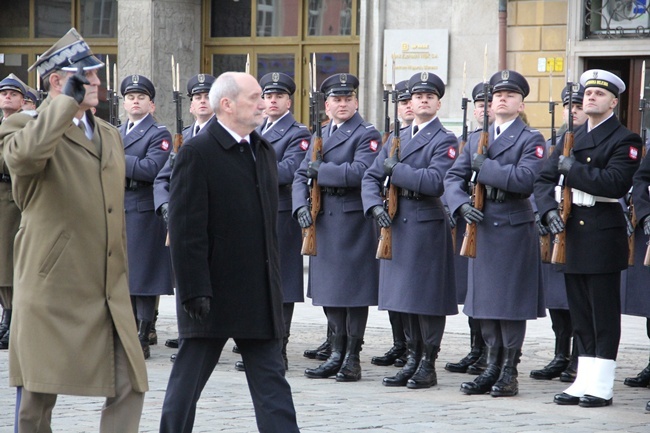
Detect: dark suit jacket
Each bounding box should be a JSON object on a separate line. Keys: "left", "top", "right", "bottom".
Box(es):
{"left": 169, "top": 119, "right": 284, "bottom": 339}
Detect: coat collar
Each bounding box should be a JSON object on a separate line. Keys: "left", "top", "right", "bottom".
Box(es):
{"left": 258, "top": 112, "right": 296, "bottom": 142}
{"left": 400, "top": 117, "right": 444, "bottom": 159}
{"left": 574, "top": 115, "right": 621, "bottom": 152}
{"left": 322, "top": 111, "right": 363, "bottom": 155}
{"left": 207, "top": 119, "right": 271, "bottom": 154}
{"left": 121, "top": 113, "right": 155, "bottom": 148}
{"left": 487, "top": 116, "right": 526, "bottom": 158}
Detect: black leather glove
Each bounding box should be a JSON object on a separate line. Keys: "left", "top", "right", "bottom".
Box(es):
{"left": 459, "top": 203, "right": 484, "bottom": 225}
{"left": 371, "top": 205, "right": 391, "bottom": 228}
{"left": 558, "top": 155, "right": 575, "bottom": 177}
{"left": 644, "top": 216, "right": 650, "bottom": 236}
{"left": 62, "top": 67, "right": 89, "bottom": 104}
{"left": 383, "top": 155, "right": 399, "bottom": 176}
{"left": 159, "top": 202, "right": 169, "bottom": 225}
{"left": 296, "top": 206, "right": 313, "bottom": 228}
{"left": 183, "top": 296, "right": 210, "bottom": 322}
{"left": 168, "top": 151, "right": 177, "bottom": 169}
{"left": 471, "top": 153, "right": 487, "bottom": 173}
{"left": 624, "top": 212, "right": 634, "bottom": 238}
{"left": 306, "top": 159, "right": 322, "bottom": 179}
{"left": 543, "top": 209, "right": 565, "bottom": 235}
{"left": 445, "top": 205, "right": 456, "bottom": 229}
{"left": 535, "top": 212, "right": 549, "bottom": 236}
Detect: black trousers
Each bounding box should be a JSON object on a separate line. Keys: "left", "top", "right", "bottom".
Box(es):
{"left": 406, "top": 314, "right": 445, "bottom": 346}
{"left": 130, "top": 295, "right": 156, "bottom": 322}
{"left": 326, "top": 306, "right": 369, "bottom": 339}
{"left": 388, "top": 310, "right": 406, "bottom": 343}
{"left": 282, "top": 302, "right": 294, "bottom": 338}
{"left": 159, "top": 337, "right": 299, "bottom": 433}
{"left": 564, "top": 272, "right": 621, "bottom": 360}
{"left": 549, "top": 308, "right": 573, "bottom": 341}
{"left": 480, "top": 319, "right": 526, "bottom": 349}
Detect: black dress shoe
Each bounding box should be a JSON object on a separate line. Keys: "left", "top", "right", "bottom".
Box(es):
{"left": 579, "top": 395, "right": 612, "bottom": 408}
{"left": 624, "top": 364, "right": 650, "bottom": 387}
{"left": 529, "top": 354, "right": 569, "bottom": 380}
{"left": 445, "top": 350, "right": 481, "bottom": 373}
{"left": 560, "top": 367, "right": 576, "bottom": 383}
{"left": 232, "top": 344, "right": 241, "bottom": 354}
{"left": 165, "top": 338, "right": 179, "bottom": 349}
{"left": 371, "top": 343, "right": 406, "bottom": 366}
{"left": 235, "top": 360, "right": 245, "bottom": 371}
{"left": 553, "top": 392, "right": 580, "bottom": 405}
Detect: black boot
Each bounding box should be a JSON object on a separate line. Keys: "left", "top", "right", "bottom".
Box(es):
{"left": 371, "top": 340, "right": 406, "bottom": 366}
{"left": 383, "top": 341, "right": 421, "bottom": 387}
{"left": 304, "top": 327, "right": 332, "bottom": 360}
{"left": 467, "top": 346, "right": 488, "bottom": 375}
{"left": 282, "top": 335, "right": 289, "bottom": 370}
{"left": 460, "top": 346, "right": 501, "bottom": 395}
{"left": 305, "top": 335, "right": 345, "bottom": 379}
{"left": 137, "top": 320, "right": 152, "bottom": 360}
{"left": 336, "top": 337, "right": 363, "bottom": 382}
{"left": 149, "top": 310, "right": 158, "bottom": 345}
{"left": 491, "top": 347, "right": 521, "bottom": 397}
{"left": 0, "top": 309, "right": 11, "bottom": 350}
{"left": 530, "top": 336, "right": 570, "bottom": 380}
{"left": 560, "top": 342, "right": 578, "bottom": 383}
{"left": 624, "top": 355, "right": 650, "bottom": 387}
{"left": 407, "top": 344, "right": 439, "bottom": 389}
{"left": 446, "top": 330, "right": 482, "bottom": 373}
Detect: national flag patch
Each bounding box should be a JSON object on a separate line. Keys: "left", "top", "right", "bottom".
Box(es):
{"left": 448, "top": 147, "right": 457, "bottom": 159}
{"left": 161, "top": 140, "right": 170, "bottom": 151}
{"left": 369, "top": 140, "right": 379, "bottom": 152}
{"left": 630, "top": 146, "right": 639, "bottom": 160}
{"left": 300, "top": 139, "right": 309, "bottom": 151}
{"left": 535, "top": 146, "right": 544, "bottom": 158}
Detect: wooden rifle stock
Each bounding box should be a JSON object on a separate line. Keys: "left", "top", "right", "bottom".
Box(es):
{"left": 460, "top": 130, "right": 488, "bottom": 258}
{"left": 376, "top": 136, "right": 400, "bottom": 259}
{"left": 551, "top": 131, "right": 574, "bottom": 264}
{"left": 629, "top": 203, "right": 636, "bottom": 266}
{"left": 301, "top": 136, "right": 322, "bottom": 256}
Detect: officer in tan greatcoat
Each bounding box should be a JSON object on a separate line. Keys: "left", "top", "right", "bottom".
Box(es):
{"left": 0, "top": 28, "right": 148, "bottom": 432}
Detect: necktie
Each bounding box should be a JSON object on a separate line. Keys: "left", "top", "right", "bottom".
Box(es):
{"left": 412, "top": 125, "right": 419, "bottom": 135}
{"left": 194, "top": 125, "right": 200, "bottom": 137}
{"left": 331, "top": 124, "right": 338, "bottom": 136}
{"left": 127, "top": 122, "right": 134, "bottom": 133}
{"left": 496, "top": 126, "right": 501, "bottom": 137}
{"left": 78, "top": 121, "right": 91, "bottom": 140}
{"left": 241, "top": 139, "right": 255, "bottom": 160}
{"left": 264, "top": 121, "right": 273, "bottom": 133}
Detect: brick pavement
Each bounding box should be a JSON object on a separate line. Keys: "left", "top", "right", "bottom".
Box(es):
{"left": 1, "top": 295, "right": 650, "bottom": 432}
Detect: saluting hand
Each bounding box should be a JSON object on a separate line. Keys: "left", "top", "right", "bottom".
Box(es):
{"left": 296, "top": 206, "right": 313, "bottom": 228}
{"left": 459, "top": 203, "right": 483, "bottom": 225}
{"left": 371, "top": 205, "right": 391, "bottom": 228}
{"left": 183, "top": 296, "right": 210, "bottom": 322}
{"left": 63, "top": 66, "right": 89, "bottom": 104}
{"left": 544, "top": 209, "right": 565, "bottom": 235}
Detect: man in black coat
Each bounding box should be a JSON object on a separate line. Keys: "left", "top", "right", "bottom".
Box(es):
{"left": 535, "top": 69, "right": 642, "bottom": 408}
{"left": 159, "top": 71, "right": 300, "bottom": 433}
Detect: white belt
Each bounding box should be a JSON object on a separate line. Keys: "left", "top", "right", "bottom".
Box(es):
{"left": 555, "top": 186, "right": 619, "bottom": 206}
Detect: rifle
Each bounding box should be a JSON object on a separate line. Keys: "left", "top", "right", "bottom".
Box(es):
{"left": 171, "top": 56, "right": 183, "bottom": 156}
{"left": 541, "top": 75, "right": 557, "bottom": 263}
{"left": 376, "top": 72, "right": 401, "bottom": 260}
{"left": 459, "top": 80, "right": 489, "bottom": 259}
{"left": 453, "top": 62, "right": 468, "bottom": 254}
{"left": 551, "top": 82, "right": 577, "bottom": 265}
{"left": 106, "top": 56, "right": 120, "bottom": 127}
{"left": 301, "top": 55, "right": 322, "bottom": 256}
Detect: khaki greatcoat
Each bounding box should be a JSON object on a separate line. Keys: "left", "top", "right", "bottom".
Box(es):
{"left": 0, "top": 95, "right": 148, "bottom": 396}
{"left": 0, "top": 115, "right": 21, "bottom": 287}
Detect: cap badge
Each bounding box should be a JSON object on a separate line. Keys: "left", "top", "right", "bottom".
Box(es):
{"left": 339, "top": 74, "right": 347, "bottom": 84}
{"left": 198, "top": 74, "right": 205, "bottom": 83}
{"left": 593, "top": 71, "right": 599, "bottom": 78}
{"left": 420, "top": 72, "right": 429, "bottom": 81}
{"left": 501, "top": 70, "right": 509, "bottom": 80}
{"left": 132, "top": 75, "right": 139, "bottom": 84}
{"left": 272, "top": 72, "right": 280, "bottom": 82}
{"left": 572, "top": 83, "right": 580, "bottom": 93}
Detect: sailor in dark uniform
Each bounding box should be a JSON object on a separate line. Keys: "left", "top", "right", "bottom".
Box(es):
{"left": 293, "top": 73, "right": 382, "bottom": 382}
{"left": 535, "top": 69, "right": 642, "bottom": 407}
{"left": 445, "top": 82, "right": 494, "bottom": 376}
{"left": 119, "top": 74, "right": 173, "bottom": 359}
{"left": 362, "top": 72, "right": 458, "bottom": 389}
{"left": 445, "top": 70, "right": 546, "bottom": 398}
{"left": 530, "top": 84, "right": 586, "bottom": 383}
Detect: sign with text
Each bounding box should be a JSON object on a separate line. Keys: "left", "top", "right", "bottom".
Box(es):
{"left": 384, "top": 29, "right": 449, "bottom": 85}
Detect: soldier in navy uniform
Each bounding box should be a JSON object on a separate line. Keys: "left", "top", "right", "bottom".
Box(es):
{"left": 444, "top": 70, "right": 546, "bottom": 398}
{"left": 153, "top": 73, "right": 216, "bottom": 358}
{"left": 120, "top": 74, "right": 173, "bottom": 359}
{"left": 362, "top": 72, "right": 458, "bottom": 389}
{"left": 535, "top": 69, "right": 642, "bottom": 407}
{"left": 529, "top": 84, "right": 586, "bottom": 383}
{"left": 445, "top": 82, "right": 494, "bottom": 376}
{"left": 371, "top": 79, "right": 412, "bottom": 368}
{"left": 293, "top": 73, "right": 382, "bottom": 382}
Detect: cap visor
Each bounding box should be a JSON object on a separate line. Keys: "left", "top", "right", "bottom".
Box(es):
{"left": 60, "top": 55, "right": 104, "bottom": 72}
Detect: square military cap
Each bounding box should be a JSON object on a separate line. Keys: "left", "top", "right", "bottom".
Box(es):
{"left": 187, "top": 74, "right": 216, "bottom": 96}
{"left": 121, "top": 74, "right": 156, "bottom": 100}
{"left": 320, "top": 73, "right": 359, "bottom": 98}
{"left": 395, "top": 80, "right": 411, "bottom": 101}
{"left": 0, "top": 74, "right": 26, "bottom": 96}
{"left": 24, "top": 87, "right": 38, "bottom": 104}
{"left": 471, "top": 82, "right": 492, "bottom": 103}
{"left": 580, "top": 69, "right": 626, "bottom": 97}
{"left": 260, "top": 72, "right": 296, "bottom": 95}
{"left": 561, "top": 83, "right": 585, "bottom": 106}
{"left": 408, "top": 72, "right": 445, "bottom": 98}
{"left": 490, "top": 70, "right": 530, "bottom": 98}
{"left": 28, "top": 28, "right": 103, "bottom": 78}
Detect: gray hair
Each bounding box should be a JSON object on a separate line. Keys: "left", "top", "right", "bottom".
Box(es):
{"left": 209, "top": 72, "right": 242, "bottom": 115}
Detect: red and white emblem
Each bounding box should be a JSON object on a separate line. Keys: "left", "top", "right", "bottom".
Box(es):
{"left": 448, "top": 147, "right": 457, "bottom": 159}
{"left": 369, "top": 140, "right": 379, "bottom": 152}
{"left": 535, "top": 145, "right": 544, "bottom": 158}
{"left": 629, "top": 146, "right": 639, "bottom": 160}
{"left": 161, "top": 140, "right": 170, "bottom": 151}
{"left": 300, "top": 139, "right": 309, "bottom": 151}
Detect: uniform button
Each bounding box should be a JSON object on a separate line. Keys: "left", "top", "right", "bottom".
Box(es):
{"left": 579, "top": 220, "right": 585, "bottom": 226}
{"left": 329, "top": 211, "right": 333, "bottom": 215}
{"left": 402, "top": 218, "right": 407, "bottom": 223}
{"left": 493, "top": 222, "right": 498, "bottom": 226}
{"left": 587, "top": 157, "right": 591, "bottom": 162}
